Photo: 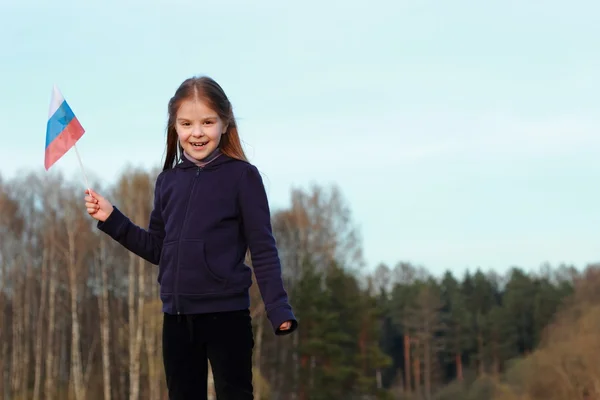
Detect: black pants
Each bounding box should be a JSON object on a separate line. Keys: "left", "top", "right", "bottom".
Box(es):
{"left": 162, "top": 309, "right": 254, "bottom": 399}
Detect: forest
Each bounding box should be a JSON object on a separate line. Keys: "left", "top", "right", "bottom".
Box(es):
{"left": 0, "top": 167, "right": 598, "bottom": 400}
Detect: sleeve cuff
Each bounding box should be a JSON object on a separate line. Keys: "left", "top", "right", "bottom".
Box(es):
{"left": 97, "top": 206, "right": 128, "bottom": 238}
{"left": 267, "top": 304, "right": 298, "bottom": 336}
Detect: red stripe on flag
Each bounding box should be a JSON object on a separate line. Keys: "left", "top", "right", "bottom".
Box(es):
{"left": 44, "top": 117, "right": 85, "bottom": 170}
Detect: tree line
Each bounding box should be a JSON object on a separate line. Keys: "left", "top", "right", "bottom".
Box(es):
{"left": 0, "top": 167, "right": 595, "bottom": 400}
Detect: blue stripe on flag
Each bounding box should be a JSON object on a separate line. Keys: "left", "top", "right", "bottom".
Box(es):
{"left": 45, "top": 101, "right": 76, "bottom": 149}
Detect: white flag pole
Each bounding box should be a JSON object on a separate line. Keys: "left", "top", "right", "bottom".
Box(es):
{"left": 73, "top": 143, "right": 92, "bottom": 196}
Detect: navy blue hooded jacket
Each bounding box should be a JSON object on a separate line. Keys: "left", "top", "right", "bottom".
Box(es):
{"left": 97, "top": 153, "right": 297, "bottom": 335}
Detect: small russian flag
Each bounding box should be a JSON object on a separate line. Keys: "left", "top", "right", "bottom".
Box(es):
{"left": 45, "top": 85, "right": 85, "bottom": 170}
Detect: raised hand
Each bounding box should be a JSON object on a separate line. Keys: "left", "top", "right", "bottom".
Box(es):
{"left": 84, "top": 189, "right": 114, "bottom": 222}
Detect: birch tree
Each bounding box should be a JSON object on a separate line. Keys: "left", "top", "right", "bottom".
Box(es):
{"left": 0, "top": 179, "right": 23, "bottom": 399}
{"left": 96, "top": 235, "right": 112, "bottom": 400}
{"left": 63, "top": 185, "right": 91, "bottom": 400}
{"left": 114, "top": 168, "right": 157, "bottom": 400}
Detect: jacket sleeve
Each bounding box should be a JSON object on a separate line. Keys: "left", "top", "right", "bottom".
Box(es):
{"left": 97, "top": 173, "right": 165, "bottom": 265}
{"left": 238, "top": 164, "right": 298, "bottom": 335}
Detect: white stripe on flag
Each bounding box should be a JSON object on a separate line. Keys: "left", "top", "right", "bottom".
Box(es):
{"left": 48, "top": 85, "right": 65, "bottom": 119}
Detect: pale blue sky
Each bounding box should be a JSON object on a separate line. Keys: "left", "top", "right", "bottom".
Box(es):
{"left": 1, "top": 0, "right": 598, "bottom": 276}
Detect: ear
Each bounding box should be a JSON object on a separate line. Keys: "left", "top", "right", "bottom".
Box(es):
{"left": 222, "top": 123, "right": 229, "bottom": 134}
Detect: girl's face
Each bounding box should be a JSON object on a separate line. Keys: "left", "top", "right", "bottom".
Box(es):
{"left": 175, "top": 98, "right": 227, "bottom": 161}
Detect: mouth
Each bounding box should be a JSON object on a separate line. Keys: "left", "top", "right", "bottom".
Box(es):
{"left": 190, "top": 141, "right": 208, "bottom": 149}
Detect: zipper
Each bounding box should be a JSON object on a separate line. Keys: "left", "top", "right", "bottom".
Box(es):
{"left": 174, "top": 166, "right": 203, "bottom": 314}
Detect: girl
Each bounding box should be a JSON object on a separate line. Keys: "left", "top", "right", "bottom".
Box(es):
{"left": 84, "top": 76, "right": 297, "bottom": 400}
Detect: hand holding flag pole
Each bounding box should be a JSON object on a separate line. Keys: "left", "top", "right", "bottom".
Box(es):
{"left": 45, "top": 85, "right": 92, "bottom": 195}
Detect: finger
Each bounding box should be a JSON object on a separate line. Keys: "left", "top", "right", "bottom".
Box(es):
{"left": 87, "top": 189, "right": 100, "bottom": 200}
{"left": 87, "top": 207, "right": 97, "bottom": 214}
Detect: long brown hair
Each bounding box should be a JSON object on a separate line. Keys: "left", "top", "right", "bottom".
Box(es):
{"left": 162, "top": 76, "right": 248, "bottom": 170}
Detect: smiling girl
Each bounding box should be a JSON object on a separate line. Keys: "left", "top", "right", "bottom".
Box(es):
{"left": 84, "top": 76, "right": 297, "bottom": 399}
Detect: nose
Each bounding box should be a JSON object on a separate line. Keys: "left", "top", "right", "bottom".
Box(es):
{"left": 191, "top": 124, "right": 203, "bottom": 137}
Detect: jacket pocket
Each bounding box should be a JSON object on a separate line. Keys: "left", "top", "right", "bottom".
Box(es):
{"left": 157, "top": 241, "right": 176, "bottom": 293}
{"left": 177, "top": 239, "right": 227, "bottom": 295}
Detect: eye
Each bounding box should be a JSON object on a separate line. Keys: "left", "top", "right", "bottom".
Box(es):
{"left": 203, "top": 120, "right": 214, "bottom": 125}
